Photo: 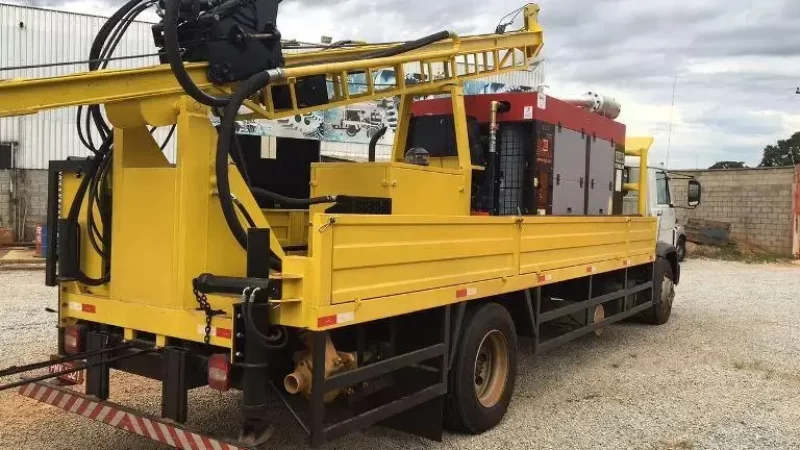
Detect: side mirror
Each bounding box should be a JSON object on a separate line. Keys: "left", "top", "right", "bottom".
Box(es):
{"left": 688, "top": 179, "right": 701, "bottom": 207}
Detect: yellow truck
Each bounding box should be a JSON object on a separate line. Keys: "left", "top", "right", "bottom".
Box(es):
{"left": 0, "top": 1, "right": 701, "bottom": 448}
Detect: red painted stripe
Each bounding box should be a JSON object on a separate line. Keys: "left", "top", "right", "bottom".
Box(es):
{"left": 47, "top": 392, "right": 64, "bottom": 406}
{"left": 89, "top": 403, "right": 105, "bottom": 420}
{"left": 150, "top": 417, "right": 167, "bottom": 443}
{"left": 201, "top": 434, "right": 215, "bottom": 450}
{"left": 166, "top": 424, "right": 184, "bottom": 448}
{"left": 63, "top": 393, "right": 80, "bottom": 411}
{"left": 216, "top": 328, "right": 232, "bottom": 340}
{"left": 75, "top": 399, "right": 92, "bottom": 416}
{"left": 119, "top": 414, "right": 133, "bottom": 432}
{"left": 137, "top": 417, "right": 153, "bottom": 439}
{"left": 31, "top": 385, "right": 46, "bottom": 401}
{"left": 317, "top": 315, "right": 337, "bottom": 328}
{"left": 183, "top": 430, "right": 201, "bottom": 450}
{"left": 171, "top": 427, "right": 190, "bottom": 449}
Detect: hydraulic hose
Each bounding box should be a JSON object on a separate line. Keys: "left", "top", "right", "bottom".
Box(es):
{"left": 216, "top": 69, "right": 284, "bottom": 270}
{"left": 289, "top": 30, "right": 455, "bottom": 68}
{"left": 251, "top": 187, "right": 335, "bottom": 207}
{"left": 368, "top": 126, "right": 388, "bottom": 162}
{"left": 215, "top": 29, "right": 454, "bottom": 270}
{"left": 164, "top": 0, "right": 230, "bottom": 107}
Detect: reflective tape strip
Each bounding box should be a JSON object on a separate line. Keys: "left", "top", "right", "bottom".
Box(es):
{"left": 17, "top": 383, "right": 248, "bottom": 450}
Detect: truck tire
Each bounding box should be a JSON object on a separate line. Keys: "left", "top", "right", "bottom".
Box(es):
{"left": 642, "top": 257, "right": 675, "bottom": 325}
{"left": 444, "top": 303, "right": 518, "bottom": 433}
{"left": 676, "top": 237, "right": 687, "bottom": 262}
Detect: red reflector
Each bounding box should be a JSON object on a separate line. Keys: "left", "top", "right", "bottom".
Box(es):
{"left": 216, "top": 328, "right": 232, "bottom": 339}
{"left": 456, "top": 288, "right": 468, "bottom": 298}
{"left": 317, "top": 315, "right": 337, "bottom": 328}
{"left": 81, "top": 304, "right": 96, "bottom": 314}
{"left": 208, "top": 354, "right": 230, "bottom": 392}
{"left": 541, "top": 139, "right": 550, "bottom": 152}
{"left": 64, "top": 325, "right": 81, "bottom": 354}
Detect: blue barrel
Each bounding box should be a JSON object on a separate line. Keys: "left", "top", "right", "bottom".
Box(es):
{"left": 40, "top": 225, "right": 48, "bottom": 258}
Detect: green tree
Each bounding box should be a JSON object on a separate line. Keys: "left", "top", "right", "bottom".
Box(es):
{"left": 759, "top": 132, "right": 800, "bottom": 167}
{"left": 709, "top": 161, "right": 746, "bottom": 169}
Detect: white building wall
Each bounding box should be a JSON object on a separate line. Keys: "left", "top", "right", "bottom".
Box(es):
{"left": 0, "top": 3, "right": 175, "bottom": 169}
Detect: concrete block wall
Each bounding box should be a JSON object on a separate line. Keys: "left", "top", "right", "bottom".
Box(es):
{"left": 671, "top": 166, "right": 797, "bottom": 256}
{"left": 0, "top": 169, "right": 49, "bottom": 242}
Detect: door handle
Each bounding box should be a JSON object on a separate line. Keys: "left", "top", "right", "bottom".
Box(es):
{"left": 655, "top": 210, "right": 663, "bottom": 216}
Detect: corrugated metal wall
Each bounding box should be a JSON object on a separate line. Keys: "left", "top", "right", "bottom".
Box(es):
{"left": 0, "top": 3, "right": 175, "bottom": 169}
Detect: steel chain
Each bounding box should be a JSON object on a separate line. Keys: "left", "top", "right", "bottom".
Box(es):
{"left": 193, "top": 280, "right": 215, "bottom": 344}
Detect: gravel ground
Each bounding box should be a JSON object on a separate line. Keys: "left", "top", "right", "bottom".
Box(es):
{"left": 2, "top": 259, "right": 800, "bottom": 450}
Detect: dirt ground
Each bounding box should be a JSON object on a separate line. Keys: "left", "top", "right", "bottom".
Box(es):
{"left": 1, "top": 259, "right": 800, "bottom": 449}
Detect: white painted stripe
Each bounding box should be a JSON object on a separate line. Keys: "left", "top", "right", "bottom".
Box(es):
{"left": 109, "top": 410, "right": 126, "bottom": 427}
{"left": 210, "top": 439, "right": 223, "bottom": 450}
{"left": 45, "top": 389, "right": 59, "bottom": 404}
{"left": 68, "top": 301, "right": 82, "bottom": 311}
{"left": 175, "top": 429, "right": 192, "bottom": 449}
{"left": 95, "top": 406, "right": 111, "bottom": 422}
{"left": 191, "top": 433, "right": 206, "bottom": 450}
{"left": 82, "top": 402, "right": 99, "bottom": 418}
{"left": 33, "top": 386, "right": 48, "bottom": 401}
{"left": 142, "top": 418, "right": 158, "bottom": 439}
{"left": 21, "top": 383, "right": 36, "bottom": 397}
{"left": 57, "top": 392, "right": 71, "bottom": 409}
{"left": 69, "top": 398, "right": 85, "bottom": 413}
{"left": 158, "top": 423, "right": 176, "bottom": 447}
{"left": 129, "top": 414, "right": 143, "bottom": 435}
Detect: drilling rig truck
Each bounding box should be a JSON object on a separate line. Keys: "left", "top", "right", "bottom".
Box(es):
{"left": 0, "top": 1, "right": 701, "bottom": 448}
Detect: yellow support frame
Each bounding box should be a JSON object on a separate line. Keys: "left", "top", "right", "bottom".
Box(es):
{"left": 0, "top": 3, "right": 658, "bottom": 351}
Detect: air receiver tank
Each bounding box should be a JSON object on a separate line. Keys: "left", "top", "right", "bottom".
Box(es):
{"left": 561, "top": 91, "right": 621, "bottom": 120}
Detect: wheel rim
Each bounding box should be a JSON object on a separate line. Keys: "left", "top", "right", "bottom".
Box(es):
{"left": 660, "top": 277, "right": 675, "bottom": 314}
{"left": 593, "top": 304, "right": 605, "bottom": 337}
{"left": 473, "top": 330, "right": 509, "bottom": 408}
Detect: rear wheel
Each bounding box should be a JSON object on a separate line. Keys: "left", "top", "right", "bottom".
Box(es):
{"left": 445, "top": 303, "right": 518, "bottom": 433}
{"left": 642, "top": 258, "right": 675, "bottom": 325}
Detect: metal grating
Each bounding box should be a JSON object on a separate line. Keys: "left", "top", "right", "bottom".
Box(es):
{"left": 498, "top": 123, "right": 528, "bottom": 215}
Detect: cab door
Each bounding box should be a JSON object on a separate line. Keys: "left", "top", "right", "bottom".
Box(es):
{"left": 654, "top": 170, "right": 677, "bottom": 246}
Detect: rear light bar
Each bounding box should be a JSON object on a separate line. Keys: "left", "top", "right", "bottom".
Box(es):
{"left": 208, "top": 353, "right": 231, "bottom": 391}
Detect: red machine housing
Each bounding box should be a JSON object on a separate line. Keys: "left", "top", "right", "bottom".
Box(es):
{"left": 411, "top": 92, "right": 627, "bottom": 216}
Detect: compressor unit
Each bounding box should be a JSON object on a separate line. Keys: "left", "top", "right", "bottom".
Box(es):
{"left": 410, "top": 91, "right": 627, "bottom": 216}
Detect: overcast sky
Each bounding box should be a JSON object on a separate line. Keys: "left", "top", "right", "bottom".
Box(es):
{"left": 12, "top": 0, "right": 800, "bottom": 169}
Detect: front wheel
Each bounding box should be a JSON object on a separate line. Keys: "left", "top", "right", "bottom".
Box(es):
{"left": 676, "top": 237, "right": 687, "bottom": 262}
{"left": 445, "top": 303, "right": 518, "bottom": 433}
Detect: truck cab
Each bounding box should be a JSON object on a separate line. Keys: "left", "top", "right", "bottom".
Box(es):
{"left": 623, "top": 138, "right": 701, "bottom": 261}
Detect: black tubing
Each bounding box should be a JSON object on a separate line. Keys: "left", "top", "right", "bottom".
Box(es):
{"left": 215, "top": 29, "right": 453, "bottom": 270}
{"left": 368, "top": 126, "right": 388, "bottom": 162}
{"left": 194, "top": 273, "right": 272, "bottom": 295}
{"left": 215, "top": 70, "right": 282, "bottom": 270}
{"left": 251, "top": 187, "right": 335, "bottom": 207}
{"left": 291, "top": 30, "right": 455, "bottom": 68}
{"left": 164, "top": 0, "right": 230, "bottom": 107}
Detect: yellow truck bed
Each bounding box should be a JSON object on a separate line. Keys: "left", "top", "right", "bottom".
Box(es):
{"left": 61, "top": 203, "right": 655, "bottom": 346}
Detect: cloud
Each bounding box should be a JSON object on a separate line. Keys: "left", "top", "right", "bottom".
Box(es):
{"left": 13, "top": 0, "right": 800, "bottom": 168}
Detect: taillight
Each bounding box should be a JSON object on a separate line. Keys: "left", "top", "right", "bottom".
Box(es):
{"left": 208, "top": 353, "right": 231, "bottom": 391}
{"left": 64, "top": 325, "right": 82, "bottom": 354}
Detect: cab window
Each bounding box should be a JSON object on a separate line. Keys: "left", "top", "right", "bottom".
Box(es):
{"left": 655, "top": 171, "right": 671, "bottom": 205}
